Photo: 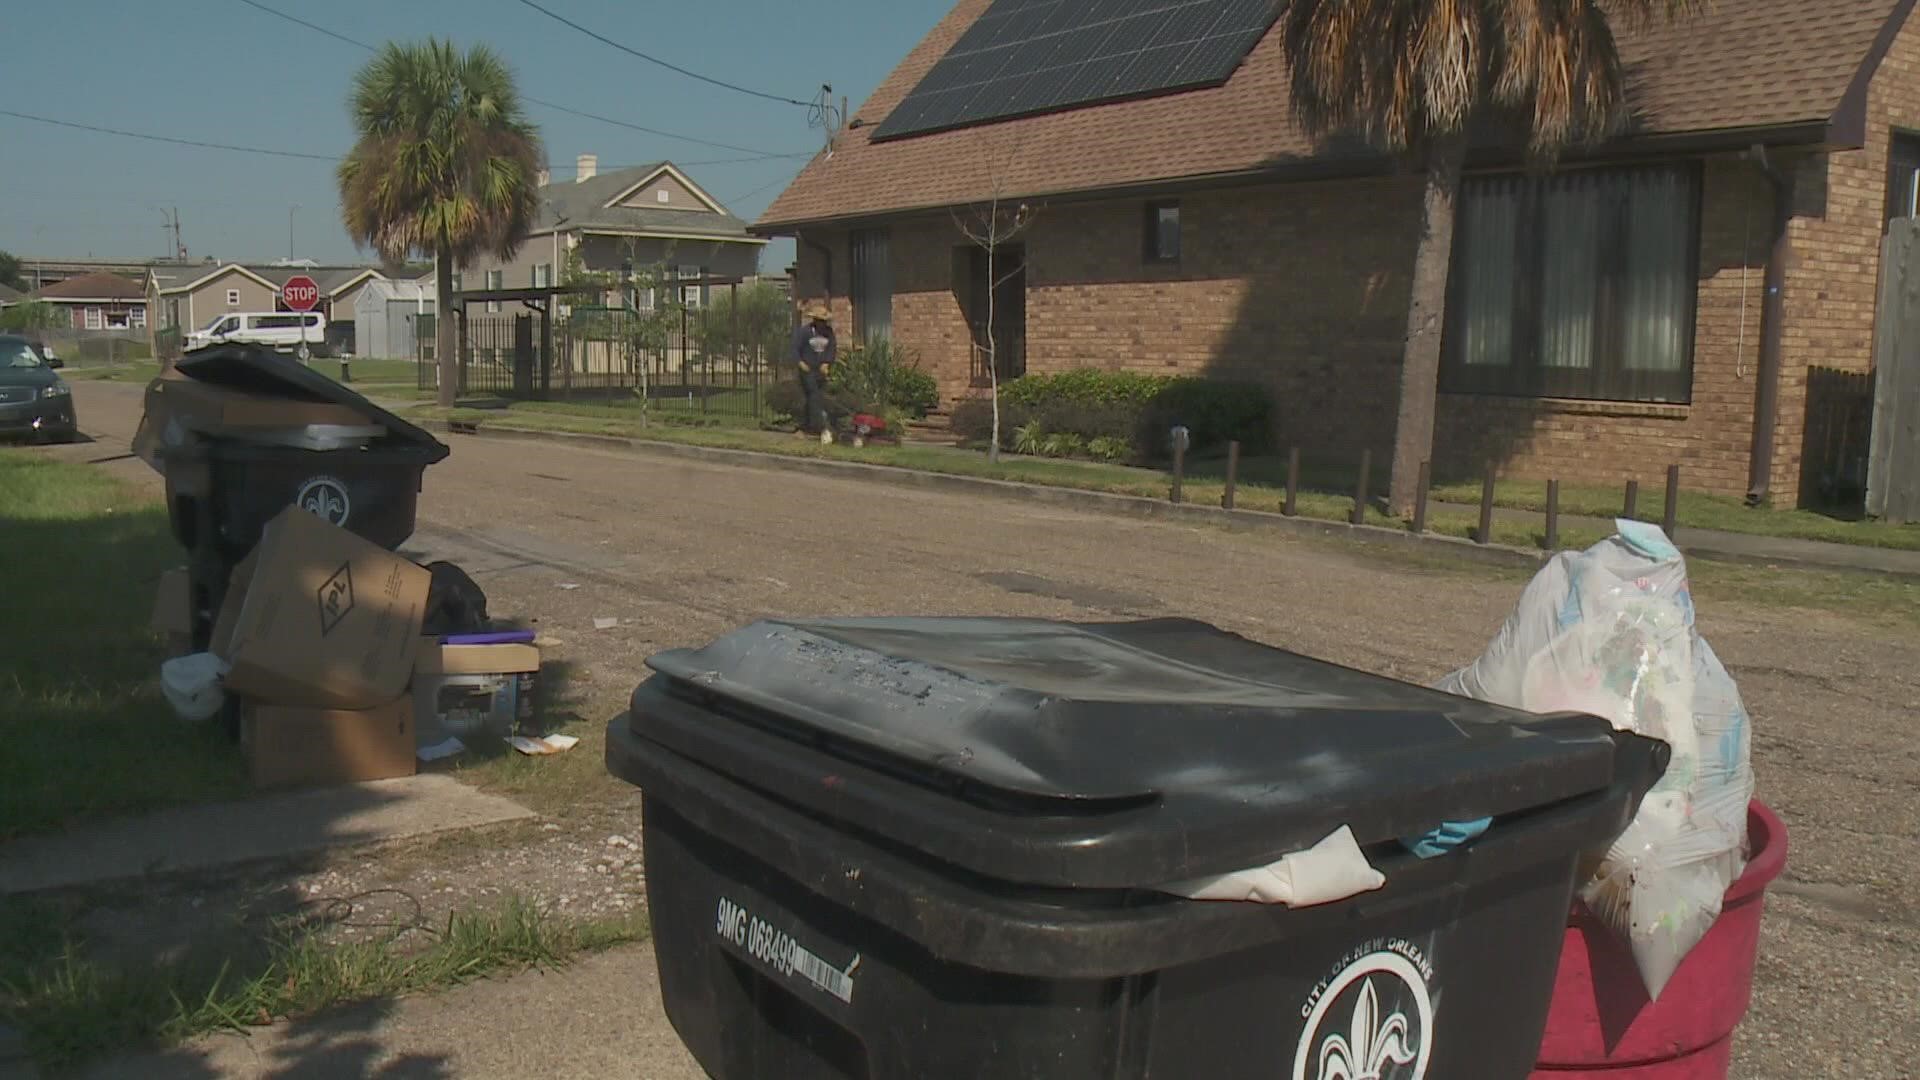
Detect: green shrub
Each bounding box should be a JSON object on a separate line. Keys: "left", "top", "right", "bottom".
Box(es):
{"left": 996, "top": 369, "right": 1272, "bottom": 461}
{"left": 1042, "top": 432, "right": 1086, "bottom": 458}
{"left": 765, "top": 377, "right": 855, "bottom": 429}
{"left": 1088, "top": 435, "right": 1131, "bottom": 462}
{"left": 1012, "top": 419, "right": 1047, "bottom": 456}
{"left": 950, "top": 399, "right": 1030, "bottom": 448}
{"left": 829, "top": 340, "right": 939, "bottom": 418}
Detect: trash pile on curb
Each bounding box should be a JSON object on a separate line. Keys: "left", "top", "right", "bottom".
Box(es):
{"left": 140, "top": 344, "right": 569, "bottom": 789}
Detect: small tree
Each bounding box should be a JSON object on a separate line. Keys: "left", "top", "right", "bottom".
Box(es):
{"left": 0, "top": 301, "right": 61, "bottom": 333}
{"left": 953, "top": 138, "right": 1038, "bottom": 462}
{"left": 700, "top": 281, "right": 791, "bottom": 372}
{"left": 0, "top": 250, "right": 26, "bottom": 292}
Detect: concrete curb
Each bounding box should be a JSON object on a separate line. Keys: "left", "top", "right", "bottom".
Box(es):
{"left": 425, "top": 420, "right": 1551, "bottom": 571}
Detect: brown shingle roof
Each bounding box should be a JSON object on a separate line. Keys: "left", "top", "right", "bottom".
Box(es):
{"left": 29, "top": 271, "right": 147, "bottom": 302}
{"left": 760, "top": 0, "right": 1909, "bottom": 229}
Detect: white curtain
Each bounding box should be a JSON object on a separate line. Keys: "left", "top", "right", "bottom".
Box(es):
{"left": 1538, "top": 174, "right": 1601, "bottom": 370}
{"left": 1459, "top": 178, "right": 1520, "bottom": 368}
{"left": 1619, "top": 170, "right": 1692, "bottom": 373}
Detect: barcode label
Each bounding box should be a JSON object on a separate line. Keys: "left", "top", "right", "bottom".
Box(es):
{"left": 716, "top": 895, "right": 858, "bottom": 1006}
{"left": 792, "top": 942, "right": 855, "bottom": 1004}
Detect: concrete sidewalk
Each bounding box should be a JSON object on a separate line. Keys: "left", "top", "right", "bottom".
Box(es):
{"left": 80, "top": 943, "right": 704, "bottom": 1080}
{"left": 0, "top": 776, "right": 533, "bottom": 895}
{"left": 1431, "top": 500, "right": 1920, "bottom": 576}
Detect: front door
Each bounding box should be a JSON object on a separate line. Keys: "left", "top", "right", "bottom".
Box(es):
{"left": 966, "top": 243, "right": 1025, "bottom": 387}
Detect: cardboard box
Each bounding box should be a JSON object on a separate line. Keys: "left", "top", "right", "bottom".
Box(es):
{"left": 242, "top": 695, "right": 416, "bottom": 789}
{"left": 151, "top": 567, "right": 193, "bottom": 657}
{"left": 214, "top": 508, "right": 429, "bottom": 708}
{"left": 414, "top": 642, "right": 543, "bottom": 740}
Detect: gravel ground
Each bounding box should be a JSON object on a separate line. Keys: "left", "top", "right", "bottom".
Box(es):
{"left": 43, "top": 381, "right": 1920, "bottom": 1079}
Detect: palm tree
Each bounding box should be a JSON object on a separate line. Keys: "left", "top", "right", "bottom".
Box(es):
{"left": 338, "top": 40, "right": 543, "bottom": 407}
{"left": 1280, "top": 0, "right": 1699, "bottom": 513}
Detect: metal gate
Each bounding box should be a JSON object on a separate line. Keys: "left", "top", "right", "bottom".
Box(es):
{"left": 1869, "top": 219, "right": 1920, "bottom": 523}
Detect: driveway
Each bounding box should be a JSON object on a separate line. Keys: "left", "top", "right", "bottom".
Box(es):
{"left": 58, "top": 380, "right": 1920, "bottom": 1079}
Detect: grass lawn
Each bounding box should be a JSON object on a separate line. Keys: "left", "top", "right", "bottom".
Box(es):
{"left": 0, "top": 452, "right": 245, "bottom": 841}
{"left": 1425, "top": 475, "right": 1920, "bottom": 551}
{"left": 61, "top": 361, "right": 161, "bottom": 384}
{"left": 0, "top": 891, "right": 647, "bottom": 1071}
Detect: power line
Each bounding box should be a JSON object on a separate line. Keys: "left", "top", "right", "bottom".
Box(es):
{"left": 508, "top": 0, "right": 812, "bottom": 107}
{"left": 722, "top": 173, "right": 794, "bottom": 208}
{"left": 0, "top": 108, "right": 336, "bottom": 161}
{"left": 231, "top": 0, "right": 810, "bottom": 157}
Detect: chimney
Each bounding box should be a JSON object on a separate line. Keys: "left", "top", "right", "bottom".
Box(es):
{"left": 576, "top": 153, "right": 597, "bottom": 182}
{"left": 536, "top": 167, "right": 550, "bottom": 187}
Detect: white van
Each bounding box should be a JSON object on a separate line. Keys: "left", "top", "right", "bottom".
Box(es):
{"left": 185, "top": 311, "right": 329, "bottom": 356}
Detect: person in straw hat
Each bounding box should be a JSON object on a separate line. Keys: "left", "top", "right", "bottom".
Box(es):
{"left": 792, "top": 299, "right": 838, "bottom": 443}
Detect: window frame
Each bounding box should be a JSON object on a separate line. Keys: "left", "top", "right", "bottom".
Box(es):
{"left": 105, "top": 308, "right": 132, "bottom": 330}
{"left": 1886, "top": 129, "right": 1920, "bottom": 229}
{"left": 84, "top": 307, "right": 103, "bottom": 330}
{"left": 225, "top": 288, "right": 241, "bottom": 306}
{"left": 131, "top": 307, "right": 147, "bottom": 329}
{"left": 1143, "top": 200, "right": 1181, "bottom": 263}
{"left": 486, "top": 269, "right": 503, "bottom": 313}
{"left": 1440, "top": 163, "right": 1704, "bottom": 405}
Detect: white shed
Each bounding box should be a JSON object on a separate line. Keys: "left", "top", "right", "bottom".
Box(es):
{"left": 353, "top": 279, "right": 436, "bottom": 360}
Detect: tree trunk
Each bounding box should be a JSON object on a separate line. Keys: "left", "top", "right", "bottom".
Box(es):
{"left": 986, "top": 240, "right": 1001, "bottom": 464}
{"left": 1388, "top": 132, "right": 1469, "bottom": 516}
{"left": 435, "top": 247, "right": 458, "bottom": 409}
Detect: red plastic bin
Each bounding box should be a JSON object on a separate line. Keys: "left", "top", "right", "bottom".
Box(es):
{"left": 1531, "top": 801, "right": 1788, "bottom": 1078}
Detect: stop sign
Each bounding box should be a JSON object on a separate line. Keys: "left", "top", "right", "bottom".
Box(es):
{"left": 282, "top": 275, "right": 321, "bottom": 312}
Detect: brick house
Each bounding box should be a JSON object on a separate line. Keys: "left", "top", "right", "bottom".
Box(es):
{"left": 25, "top": 271, "right": 149, "bottom": 332}
{"left": 757, "top": 0, "right": 1920, "bottom": 506}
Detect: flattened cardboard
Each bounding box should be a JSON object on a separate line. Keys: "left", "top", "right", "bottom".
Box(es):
{"left": 215, "top": 508, "right": 428, "bottom": 708}
{"left": 416, "top": 642, "right": 540, "bottom": 676}
{"left": 242, "top": 695, "right": 416, "bottom": 789}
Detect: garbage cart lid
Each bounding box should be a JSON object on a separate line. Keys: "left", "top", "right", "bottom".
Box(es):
{"left": 635, "top": 617, "right": 1635, "bottom": 886}
{"left": 176, "top": 344, "right": 448, "bottom": 461}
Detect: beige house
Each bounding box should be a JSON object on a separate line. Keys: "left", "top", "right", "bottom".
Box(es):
{"left": 457, "top": 157, "right": 765, "bottom": 314}
{"left": 147, "top": 263, "right": 383, "bottom": 348}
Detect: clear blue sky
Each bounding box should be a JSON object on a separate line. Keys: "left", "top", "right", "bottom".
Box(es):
{"left": 0, "top": 1, "right": 946, "bottom": 272}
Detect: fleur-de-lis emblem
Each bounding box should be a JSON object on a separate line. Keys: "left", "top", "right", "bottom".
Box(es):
{"left": 1316, "top": 978, "right": 1418, "bottom": 1080}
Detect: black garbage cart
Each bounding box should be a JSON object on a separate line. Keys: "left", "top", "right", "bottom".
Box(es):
{"left": 606, "top": 616, "right": 1667, "bottom": 1080}
{"left": 154, "top": 344, "right": 449, "bottom": 652}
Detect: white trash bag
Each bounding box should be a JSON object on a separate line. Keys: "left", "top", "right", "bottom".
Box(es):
{"left": 160, "top": 652, "right": 230, "bottom": 723}
{"left": 1437, "top": 520, "right": 1753, "bottom": 998}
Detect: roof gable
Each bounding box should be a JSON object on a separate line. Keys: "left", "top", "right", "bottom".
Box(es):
{"left": 149, "top": 263, "right": 280, "bottom": 295}
{"left": 539, "top": 161, "right": 756, "bottom": 240}
{"left": 760, "top": 0, "right": 1912, "bottom": 228}
{"left": 605, "top": 164, "right": 726, "bottom": 214}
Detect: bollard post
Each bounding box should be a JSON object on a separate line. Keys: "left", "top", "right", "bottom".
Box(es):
{"left": 1545, "top": 480, "right": 1561, "bottom": 550}
{"left": 1477, "top": 461, "right": 1497, "bottom": 545}
{"left": 1624, "top": 479, "right": 1640, "bottom": 520}
{"left": 1412, "top": 460, "right": 1430, "bottom": 534}
{"left": 1663, "top": 465, "right": 1681, "bottom": 538}
{"left": 1284, "top": 447, "right": 1300, "bottom": 517}
{"left": 1222, "top": 441, "right": 1240, "bottom": 510}
{"left": 1170, "top": 442, "right": 1186, "bottom": 504}
{"left": 1350, "top": 449, "right": 1371, "bottom": 526}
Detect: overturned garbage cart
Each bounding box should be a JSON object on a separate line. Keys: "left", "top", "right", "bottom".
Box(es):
{"left": 606, "top": 616, "right": 1669, "bottom": 1080}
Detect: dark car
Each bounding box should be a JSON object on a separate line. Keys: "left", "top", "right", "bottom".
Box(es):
{"left": 0, "top": 335, "right": 77, "bottom": 442}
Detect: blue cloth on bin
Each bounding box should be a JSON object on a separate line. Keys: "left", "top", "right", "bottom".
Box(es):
{"left": 1401, "top": 817, "right": 1492, "bottom": 859}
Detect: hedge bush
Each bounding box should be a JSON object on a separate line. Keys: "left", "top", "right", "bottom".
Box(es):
{"left": 960, "top": 370, "right": 1273, "bottom": 462}
{"left": 830, "top": 340, "right": 939, "bottom": 419}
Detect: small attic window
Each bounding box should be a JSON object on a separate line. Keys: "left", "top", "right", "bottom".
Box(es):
{"left": 657, "top": 189, "right": 670, "bottom": 204}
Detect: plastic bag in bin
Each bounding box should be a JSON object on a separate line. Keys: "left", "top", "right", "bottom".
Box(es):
{"left": 1437, "top": 520, "right": 1754, "bottom": 998}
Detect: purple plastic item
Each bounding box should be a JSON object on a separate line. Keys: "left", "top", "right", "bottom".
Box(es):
{"left": 443, "top": 631, "right": 537, "bottom": 645}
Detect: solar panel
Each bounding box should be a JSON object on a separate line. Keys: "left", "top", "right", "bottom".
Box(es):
{"left": 870, "top": 0, "right": 1279, "bottom": 142}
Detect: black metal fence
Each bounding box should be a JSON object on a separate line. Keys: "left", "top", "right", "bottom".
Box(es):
{"left": 416, "top": 303, "right": 793, "bottom": 425}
